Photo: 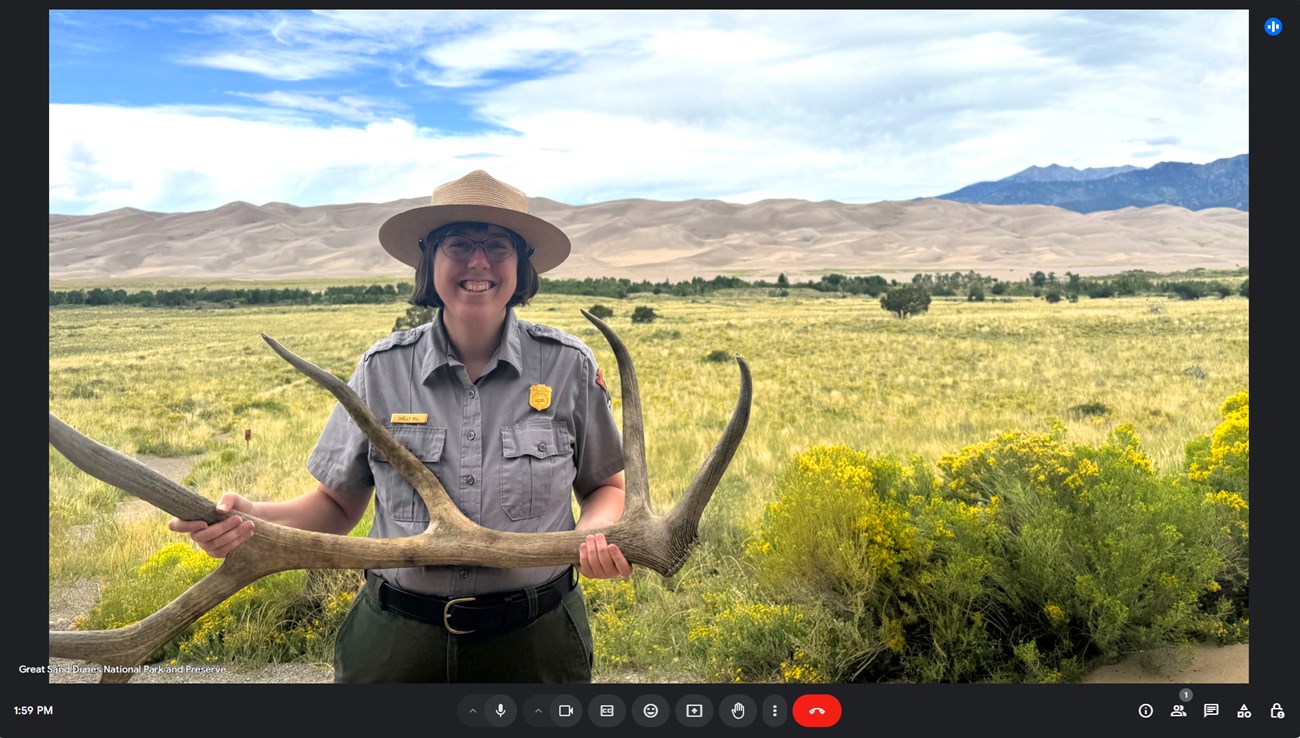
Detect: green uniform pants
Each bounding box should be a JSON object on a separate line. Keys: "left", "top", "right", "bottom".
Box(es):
{"left": 332, "top": 581, "right": 594, "bottom": 683}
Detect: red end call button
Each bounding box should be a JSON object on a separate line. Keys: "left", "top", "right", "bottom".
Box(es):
{"left": 793, "top": 694, "right": 842, "bottom": 728}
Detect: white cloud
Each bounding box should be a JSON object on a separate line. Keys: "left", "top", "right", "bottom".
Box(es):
{"left": 49, "top": 9, "right": 1249, "bottom": 215}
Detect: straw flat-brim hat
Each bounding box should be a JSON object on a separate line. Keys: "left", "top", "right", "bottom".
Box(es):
{"left": 378, "top": 170, "right": 571, "bottom": 273}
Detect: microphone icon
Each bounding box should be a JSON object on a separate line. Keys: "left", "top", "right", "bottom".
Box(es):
{"left": 495, "top": 704, "right": 506, "bottom": 717}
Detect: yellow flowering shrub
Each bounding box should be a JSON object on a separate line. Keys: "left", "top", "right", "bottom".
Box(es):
{"left": 1186, "top": 390, "right": 1249, "bottom": 496}
{"left": 684, "top": 591, "right": 813, "bottom": 682}
{"left": 77, "top": 543, "right": 353, "bottom": 664}
{"left": 751, "top": 446, "right": 1002, "bottom": 682}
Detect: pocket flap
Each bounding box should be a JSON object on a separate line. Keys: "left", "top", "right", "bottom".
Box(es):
{"left": 501, "top": 422, "right": 570, "bottom": 460}
{"left": 368, "top": 425, "right": 446, "bottom": 464}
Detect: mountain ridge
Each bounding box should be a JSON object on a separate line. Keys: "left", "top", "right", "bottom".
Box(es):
{"left": 936, "top": 155, "right": 1248, "bottom": 213}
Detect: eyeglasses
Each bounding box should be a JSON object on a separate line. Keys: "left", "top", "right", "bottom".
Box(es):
{"left": 432, "top": 235, "right": 518, "bottom": 263}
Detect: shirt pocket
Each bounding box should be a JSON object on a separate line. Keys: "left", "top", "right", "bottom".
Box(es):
{"left": 368, "top": 425, "right": 447, "bottom": 523}
{"left": 499, "top": 420, "right": 575, "bottom": 522}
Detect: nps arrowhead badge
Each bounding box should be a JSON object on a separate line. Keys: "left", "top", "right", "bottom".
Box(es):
{"left": 529, "top": 384, "right": 552, "bottom": 411}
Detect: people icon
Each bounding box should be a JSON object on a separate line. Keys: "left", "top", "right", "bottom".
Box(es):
{"left": 1171, "top": 705, "right": 1187, "bottom": 717}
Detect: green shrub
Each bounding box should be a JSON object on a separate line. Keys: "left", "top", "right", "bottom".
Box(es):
{"left": 588, "top": 304, "right": 615, "bottom": 320}
{"left": 631, "top": 306, "right": 658, "bottom": 323}
{"left": 704, "top": 349, "right": 732, "bottom": 363}
{"left": 1069, "top": 401, "right": 1112, "bottom": 418}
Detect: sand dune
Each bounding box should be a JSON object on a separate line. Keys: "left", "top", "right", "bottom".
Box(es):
{"left": 49, "top": 196, "right": 1247, "bottom": 283}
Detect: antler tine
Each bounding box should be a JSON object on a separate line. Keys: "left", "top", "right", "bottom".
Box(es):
{"left": 666, "top": 355, "right": 752, "bottom": 531}
{"left": 579, "top": 310, "right": 650, "bottom": 519}
{"left": 580, "top": 312, "right": 753, "bottom": 576}
{"left": 260, "top": 334, "right": 468, "bottom": 528}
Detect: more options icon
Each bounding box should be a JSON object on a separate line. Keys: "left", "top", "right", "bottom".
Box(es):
{"left": 793, "top": 694, "right": 842, "bottom": 728}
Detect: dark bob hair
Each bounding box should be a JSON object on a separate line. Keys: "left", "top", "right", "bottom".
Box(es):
{"left": 409, "top": 222, "right": 540, "bottom": 309}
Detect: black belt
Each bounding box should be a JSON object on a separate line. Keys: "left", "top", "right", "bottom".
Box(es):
{"left": 364, "top": 567, "right": 576, "bottom": 636}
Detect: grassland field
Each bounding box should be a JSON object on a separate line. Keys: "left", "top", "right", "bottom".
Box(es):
{"left": 47, "top": 288, "right": 1248, "bottom": 681}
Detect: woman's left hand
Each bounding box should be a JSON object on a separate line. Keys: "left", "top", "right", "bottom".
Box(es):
{"left": 578, "top": 533, "right": 633, "bottom": 579}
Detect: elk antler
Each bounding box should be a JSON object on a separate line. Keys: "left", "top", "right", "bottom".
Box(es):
{"left": 47, "top": 310, "right": 751, "bottom": 681}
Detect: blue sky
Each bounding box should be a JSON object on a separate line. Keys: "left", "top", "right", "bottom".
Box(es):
{"left": 49, "top": 9, "right": 1248, "bottom": 216}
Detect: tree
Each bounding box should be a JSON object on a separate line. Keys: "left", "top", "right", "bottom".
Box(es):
{"left": 393, "top": 305, "right": 435, "bottom": 332}
{"left": 1170, "top": 282, "right": 1205, "bottom": 301}
{"left": 1239, "top": 278, "right": 1249, "bottom": 299}
{"left": 1044, "top": 287, "right": 1062, "bottom": 304}
{"left": 1032, "top": 271, "right": 1047, "bottom": 288}
{"left": 1065, "top": 272, "right": 1082, "bottom": 301}
{"left": 631, "top": 306, "right": 658, "bottom": 323}
{"left": 776, "top": 273, "right": 789, "bottom": 288}
{"left": 880, "top": 285, "right": 931, "bottom": 319}
{"left": 967, "top": 282, "right": 985, "bottom": 302}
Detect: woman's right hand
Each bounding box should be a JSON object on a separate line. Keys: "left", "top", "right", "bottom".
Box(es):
{"left": 168, "top": 492, "right": 256, "bottom": 558}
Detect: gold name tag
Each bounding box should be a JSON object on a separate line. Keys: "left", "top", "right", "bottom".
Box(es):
{"left": 390, "top": 413, "right": 428, "bottom": 424}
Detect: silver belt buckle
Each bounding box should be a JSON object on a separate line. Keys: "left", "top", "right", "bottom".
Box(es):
{"left": 443, "top": 596, "right": 476, "bottom": 635}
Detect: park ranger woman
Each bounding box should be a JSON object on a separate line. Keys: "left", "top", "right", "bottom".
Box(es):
{"left": 171, "top": 170, "right": 631, "bottom": 682}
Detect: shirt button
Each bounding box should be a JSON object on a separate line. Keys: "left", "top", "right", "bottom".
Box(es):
{"left": 538, "top": 442, "right": 547, "bottom": 453}
{"left": 459, "top": 569, "right": 469, "bottom": 579}
{"left": 468, "top": 389, "right": 476, "bottom": 399}
{"left": 467, "top": 430, "right": 476, "bottom": 440}
{"left": 466, "top": 475, "right": 475, "bottom": 486}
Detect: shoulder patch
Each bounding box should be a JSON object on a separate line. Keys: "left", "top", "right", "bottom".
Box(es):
{"left": 363, "top": 323, "right": 430, "bottom": 361}
{"left": 595, "top": 366, "right": 612, "bottom": 407}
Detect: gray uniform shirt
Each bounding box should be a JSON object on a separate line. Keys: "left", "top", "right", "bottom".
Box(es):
{"left": 307, "top": 307, "right": 624, "bottom": 596}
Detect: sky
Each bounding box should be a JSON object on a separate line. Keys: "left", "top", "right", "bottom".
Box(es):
{"left": 49, "top": 9, "right": 1249, "bottom": 217}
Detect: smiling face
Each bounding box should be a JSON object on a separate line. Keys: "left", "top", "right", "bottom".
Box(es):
{"left": 432, "top": 223, "right": 519, "bottom": 325}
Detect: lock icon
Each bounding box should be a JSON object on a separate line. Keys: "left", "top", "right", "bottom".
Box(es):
{"left": 1271, "top": 703, "right": 1285, "bottom": 719}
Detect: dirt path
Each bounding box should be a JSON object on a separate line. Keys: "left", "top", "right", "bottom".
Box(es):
{"left": 1082, "top": 643, "right": 1247, "bottom": 684}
